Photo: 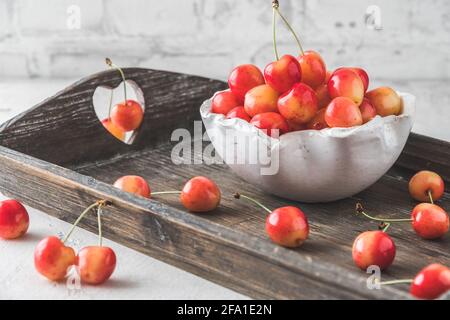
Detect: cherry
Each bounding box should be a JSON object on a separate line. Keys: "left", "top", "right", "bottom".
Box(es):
{"left": 226, "top": 106, "right": 251, "bottom": 122}
{"left": 315, "top": 83, "right": 331, "bottom": 109}
{"left": 211, "top": 90, "right": 240, "bottom": 115}
{"left": 306, "top": 108, "right": 328, "bottom": 130}
{"left": 267, "top": 206, "right": 309, "bottom": 247}
{"left": 77, "top": 246, "right": 116, "bottom": 285}
{"left": 410, "top": 264, "right": 450, "bottom": 300}
{"left": 244, "top": 84, "right": 279, "bottom": 117}
{"left": 359, "top": 98, "right": 377, "bottom": 124}
{"left": 277, "top": 83, "right": 318, "bottom": 125}
{"left": 101, "top": 118, "right": 125, "bottom": 141}
{"left": 0, "top": 199, "right": 29, "bottom": 239}
{"left": 411, "top": 203, "right": 449, "bottom": 240}
{"left": 250, "top": 112, "right": 289, "bottom": 137}
{"left": 106, "top": 58, "right": 144, "bottom": 132}
{"left": 34, "top": 236, "right": 76, "bottom": 281}
{"left": 365, "top": 87, "right": 402, "bottom": 117}
{"left": 180, "top": 176, "right": 221, "bottom": 212}
{"left": 335, "top": 67, "right": 369, "bottom": 92}
{"left": 408, "top": 170, "right": 445, "bottom": 203}
{"left": 153, "top": 176, "right": 221, "bottom": 213}
{"left": 328, "top": 68, "right": 364, "bottom": 106}
{"left": 228, "top": 64, "right": 265, "bottom": 103}
{"left": 264, "top": 54, "right": 302, "bottom": 94}
{"left": 356, "top": 202, "right": 449, "bottom": 240}
{"left": 297, "top": 50, "right": 327, "bottom": 89}
{"left": 325, "top": 97, "right": 363, "bottom": 128}
{"left": 378, "top": 263, "right": 450, "bottom": 300}
{"left": 77, "top": 201, "right": 116, "bottom": 285}
{"left": 113, "top": 175, "right": 151, "bottom": 198}
{"left": 110, "top": 99, "right": 143, "bottom": 132}
{"left": 352, "top": 230, "right": 396, "bottom": 271}
{"left": 34, "top": 200, "right": 109, "bottom": 282}
{"left": 234, "top": 193, "right": 309, "bottom": 248}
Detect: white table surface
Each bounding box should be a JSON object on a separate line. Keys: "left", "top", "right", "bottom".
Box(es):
{"left": 0, "top": 79, "right": 248, "bottom": 300}
{"left": 0, "top": 78, "right": 448, "bottom": 300}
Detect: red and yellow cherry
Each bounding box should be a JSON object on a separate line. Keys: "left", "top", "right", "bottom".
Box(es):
{"left": 409, "top": 170, "right": 444, "bottom": 202}
{"left": 297, "top": 50, "right": 327, "bottom": 89}
{"left": 277, "top": 83, "right": 318, "bottom": 125}
{"left": 328, "top": 68, "right": 365, "bottom": 106}
{"left": 110, "top": 100, "right": 143, "bottom": 132}
{"left": 356, "top": 202, "right": 448, "bottom": 240}
{"left": 266, "top": 206, "right": 309, "bottom": 247}
{"left": 101, "top": 118, "right": 125, "bottom": 141}
{"left": 34, "top": 236, "right": 76, "bottom": 281}
{"left": 226, "top": 106, "right": 251, "bottom": 122}
{"left": 211, "top": 91, "right": 240, "bottom": 115}
{"left": 0, "top": 199, "right": 29, "bottom": 239}
{"left": 335, "top": 67, "right": 369, "bottom": 92}
{"left": 365, "top": 87, "right": 402, "bottom": 117}
{"left": 359, "top": 98, "right": 377, "bottom": 124}
{"left": 352, "top": 230, "right": 396, "bottom": 271}
{"left": 306, "top": 108, "right": 328, "bottom": 130}
{"left": 315, "top": 84, "right": 331, "bottom": 109}
{"left": 244, "top": 84, "right": 279, "bottom": 117}
{"left": 250, "top": 112, "right": 289, "bottom": 137}
{"left": 77, "top": 246, "right": 116, "bottom": 285}
{"left": 113, "top": 175, "right": 151, "bottom": 198}
{"left": 234, "top": 193, "right": 309, "bottom": 248}
{"left": 105, "top": 59, "right": 144, "bottom": 132}
{"left": 325, "top": 97, "right": 363, "bottom": 128}
{"left": 228, "top": 64, "right": 265, "bottom": 103}
{"left": 180, "top": 176, "right": 221, "bottom": 213}
{"left": 411, "top": 203, "right": 449, "bottom": 240}
{"left": 264, "top": 54, "right": 302, "bottom": 94}
{"left": 410, "top": 263, "right": 450, "bottom": 300}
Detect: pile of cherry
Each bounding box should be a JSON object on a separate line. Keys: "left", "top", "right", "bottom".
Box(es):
{"left": 210, "top": 2, "right": 402, "bottom": 136}
{"left": 211, "top": 55, "right": 402, "bottom": 137}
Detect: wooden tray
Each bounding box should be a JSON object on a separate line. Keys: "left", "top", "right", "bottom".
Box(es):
{"left": 0, "top": 68, "right": 448, "bottom": 299}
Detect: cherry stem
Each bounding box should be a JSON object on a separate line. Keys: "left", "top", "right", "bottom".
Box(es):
{"left": 272, "top": 0, "right": 305, "bottom": 56}
{"left": 377, "top": 279, "right": 413, "bottom": 286}
{"left": 151, "top": 191, "right": 181, "bottom": 195}
{"left": 106, "top": 58, "right": 127, "bottom": 103}
{"left": 356, "top": 203, "right": 412, "bottom": 223}
{"left": 382, "top": 222, "right": 391, "bottom": 233}
{"left": 272, "top": 5, "right": 279, "bottom": 60}
{"left": 233, "top": 192, "right": 272, "bottom": 214}
{"left": 108, "top": 89, "right": 114, "bottom": 118}
{"left": 97, "top": 204, "right": 104, "bottom": 247}
{"left": 427, "top": 190, "right": 434, "bottom": 204}
{"left": 63, "top": 200, "right": 109, "bottom": 244}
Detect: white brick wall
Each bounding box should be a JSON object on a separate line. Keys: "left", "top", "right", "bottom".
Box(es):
{"left": 0, "top": 0, "right": 449, "bottom": 81}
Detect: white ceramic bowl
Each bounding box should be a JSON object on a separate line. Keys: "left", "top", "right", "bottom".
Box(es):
{"left": 200, "top": 92, "right": 415, "bottom": 203}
